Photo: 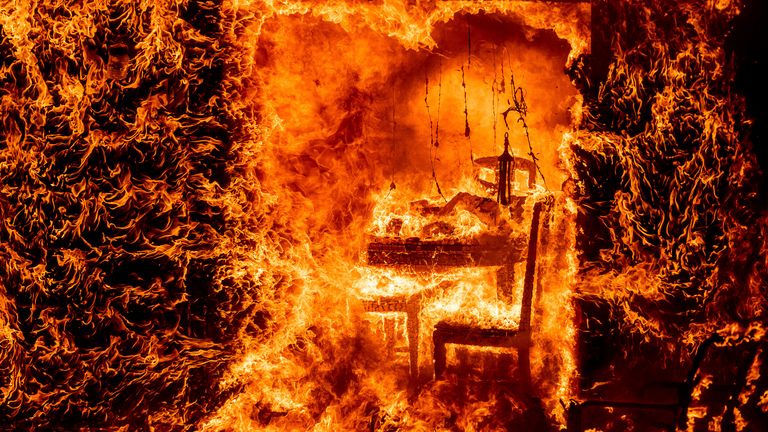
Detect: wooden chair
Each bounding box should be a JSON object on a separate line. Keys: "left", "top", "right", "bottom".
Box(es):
{"left": 432, "top": 197, "right": 546, "bottom": 390}
{"left": 360, "top": 295, "right": 421, "bottom": 383}
{"left": 362, "top": 155, "right": 543, "bottom": 386}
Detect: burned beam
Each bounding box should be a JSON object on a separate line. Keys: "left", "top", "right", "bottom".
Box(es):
{"left": 366, "top": 238, "right": 522, "bottom": 267}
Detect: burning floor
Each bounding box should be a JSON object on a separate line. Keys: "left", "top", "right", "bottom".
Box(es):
{"left": 0, "top": 0, "right": 766, "bottom": 431}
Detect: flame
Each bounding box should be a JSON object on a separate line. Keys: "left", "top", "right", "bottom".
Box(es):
{"left": 1, "top": 0, "right": 765, "bottom": 430}
{"left": 202, "top": 1, "right": 583, "bottom": 429}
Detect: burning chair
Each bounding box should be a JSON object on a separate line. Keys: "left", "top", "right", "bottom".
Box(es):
{"left": 360, "top": 294, "right": 422, "bottom": 384}
{"left": 432, "top": 196, "right": 545, "bottom": 389}
{"left": 361, "top": 135, "right": 550, "bottom": 388}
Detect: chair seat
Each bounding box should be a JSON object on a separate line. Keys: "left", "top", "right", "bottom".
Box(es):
{"left": 433, "top": 321, "right": 524, "bottom": 348}
{"left": 433, "top": 321, "right": 532, "bottom": 381}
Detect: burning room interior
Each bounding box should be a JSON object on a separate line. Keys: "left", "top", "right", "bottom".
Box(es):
{"left": 0, "top": 0, "right": 767, "bottom": 431}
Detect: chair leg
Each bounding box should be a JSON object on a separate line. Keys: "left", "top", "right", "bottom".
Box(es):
{"left": 385, "top": 317, "right": 396, "bottom": 357}
{"left": 406, "top": 299, "right": 420, "bottom": 383}
{"left": 518, "top": 344, "right": 531, "bottom": 392}
{"left": 434, "top": 332, "right": 447, "bottom": 380}
{"left": 496, "top": 264, "right": 515, "bottom": 304}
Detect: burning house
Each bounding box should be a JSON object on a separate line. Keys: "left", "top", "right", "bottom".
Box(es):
{"left": 0, "top": 0, "right": 766, "bottom": 431}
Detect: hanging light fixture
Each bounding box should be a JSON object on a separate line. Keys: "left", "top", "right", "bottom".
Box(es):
{"left": 497, "top": 132, "right": 514, "bottom": 205}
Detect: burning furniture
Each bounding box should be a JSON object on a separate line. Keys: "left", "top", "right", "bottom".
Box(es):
{"left": 432, "top": 197, "right": 544, "bottom": 389}
{"left": 361, "top": 295, "right": 422, "bottom": 383}
{"left": 361, "top": 136, "right": 550, "bottom": 388}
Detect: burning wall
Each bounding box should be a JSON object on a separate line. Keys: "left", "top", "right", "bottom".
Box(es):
{"left": 0, "top": 0, "right": 765, "bottom": 431}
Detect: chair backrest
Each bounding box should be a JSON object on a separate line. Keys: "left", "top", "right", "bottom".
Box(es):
{"left": 518, "top": 199, "right": 544, "bottom": 335}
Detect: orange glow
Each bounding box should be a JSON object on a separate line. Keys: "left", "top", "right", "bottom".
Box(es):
{"left": 199, "top": 1, "right": 584, "bottom": 429}
{"left": 2, "top": 0, "right": 766, "bottom": 431}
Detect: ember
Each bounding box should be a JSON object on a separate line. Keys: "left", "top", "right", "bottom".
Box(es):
{"left": 0, "top": 0, "right": 766, "bottom": 431}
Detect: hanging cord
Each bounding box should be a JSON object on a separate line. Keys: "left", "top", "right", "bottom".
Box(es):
{"left": 425, "top": 69, "right": 433, "bottom": 151}
{"left": 434, "top": 60, "right": 446, "bottom": 202}
{"left": 384, "top": 83, "right": 397, "bottom": 200}
{"left": 500, "top": 47, "right": 506, "bottom": 95}
{"left": 390, "top": 84, "right": 396, "bottom": 189}
{"left": 425, "top": 66, "right": 447, "bottom": 202}
{"left": 501, "top": 71, "right": 549, "bottom": 191}
{"left": 466, "top": 16, "right": 471, "bottom": 71}
{"left": 463, "top": 17, "right": 473, "bottom": 171}
{"left": 462, "top": 65, "right": 472, "bottom": 168}
{"left": 492, "top": 45, "right": 498, "bottom": 154}
{"left": 499, "top": 45, "right": 517, "bottom": 192}
{"left": 435, "top": 59, "right": 442, "bottom": 151}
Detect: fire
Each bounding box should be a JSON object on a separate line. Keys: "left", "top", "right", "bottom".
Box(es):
{"left": 1, "top": 0, "right": 766, "bottom": 431}
{"left": 207, "top": 1, "right": 582, "bottom": 428}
